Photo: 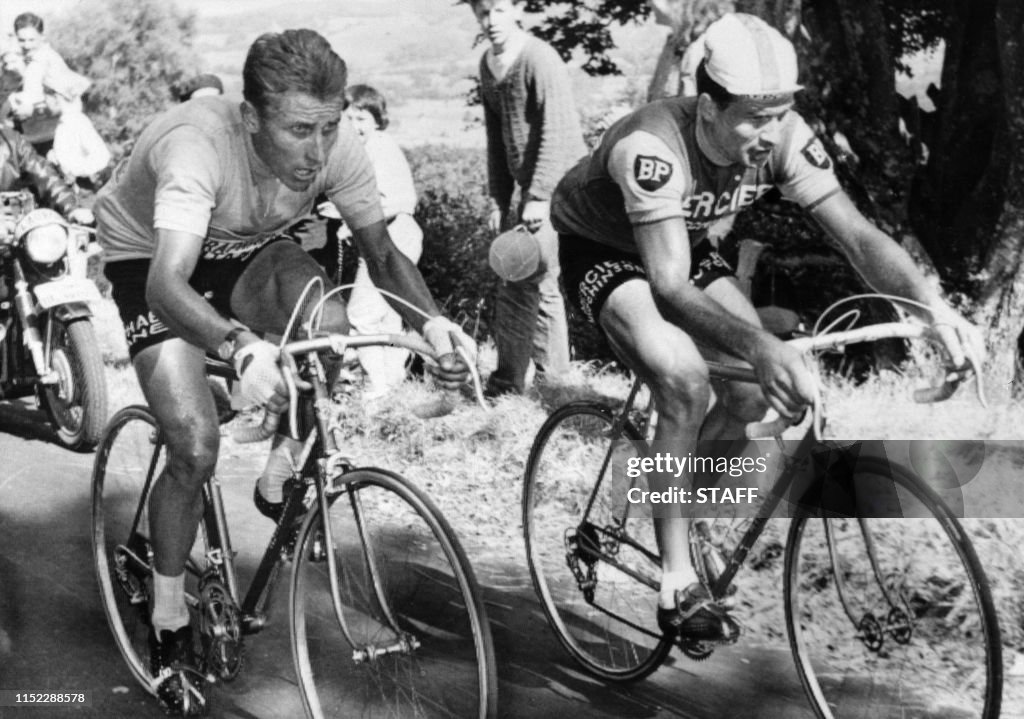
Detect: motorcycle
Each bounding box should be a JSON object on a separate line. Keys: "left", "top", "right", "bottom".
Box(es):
{"left": 0, "top": 190, "right": 108, "bottom": 451}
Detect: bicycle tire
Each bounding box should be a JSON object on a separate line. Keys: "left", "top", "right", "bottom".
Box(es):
{"left": 784, "top": 456, "right": 1002, "bottom": 719}
{"left": 290, "top": 467, "right": 498, "bottom": 719}
{"left": 91, "top": 405, "right": 165, "bottom": 693}
{"left": 522, "top": 402, "right": 672, "bottom": 682}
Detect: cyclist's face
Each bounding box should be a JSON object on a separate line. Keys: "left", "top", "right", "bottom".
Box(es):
{"left": 15, "top": 28, "right": 42, "bottom": 60}
{"left": 244, "top": 91, "right": 345, "bottom": 192}
{"left": 702, "top": 95, "right": 794, "bottom": 168}
{"left": 345, "top": 106, "right": 377, "bottom": 143}
{"left": 472, "top": 0, "right": 522, "bottom": 50}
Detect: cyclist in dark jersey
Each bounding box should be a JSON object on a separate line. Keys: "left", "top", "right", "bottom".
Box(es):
{"left": 551, "top": 13, "right": 983, "bottom": 642}
{"left": 96, "top": 30, "right": 473, "bottom": 716}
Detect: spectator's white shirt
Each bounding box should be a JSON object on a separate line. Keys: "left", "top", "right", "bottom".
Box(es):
{"left": 51, "top": 107, "right": 111, "bottom": 178}
{"left": 363, "top": 129, "right": 417, "bottom": 219}
{"left": 18, "top": 44, "right": 71, "bottom": 108}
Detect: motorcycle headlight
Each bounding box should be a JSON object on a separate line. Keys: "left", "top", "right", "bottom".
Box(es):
{"left": 15, "top": 208, "right": 70, "bottom": 264}
{"left": 25, "top": 223, "right": 69, "bottom": 264}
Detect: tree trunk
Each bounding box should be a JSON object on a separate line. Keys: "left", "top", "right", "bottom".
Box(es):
{"left": 909, "top": 0, "right": 1004, "bottom": 281}
{"left": 975, "top": 0, "right": 1024, "bottom": 338}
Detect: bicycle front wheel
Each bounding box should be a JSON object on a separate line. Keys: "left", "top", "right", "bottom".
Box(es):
{"left": 785, "top": 457, "right": 1002, "bottom": 719}
{"left": 523, "top": 402, "right": 671, "bottom": 682}
{"left": 291, "top": 468, "right": 497, "bottom": 719}
{"left": 91, "top": 405, "right": 165, "bottom": 692}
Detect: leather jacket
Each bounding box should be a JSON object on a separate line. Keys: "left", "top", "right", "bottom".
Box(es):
{"left": 0, "top": 127, "right": 78, "bottom": 217}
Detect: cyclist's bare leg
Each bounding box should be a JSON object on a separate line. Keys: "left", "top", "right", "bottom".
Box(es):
{"left": 230, "top": 239, "right": 351, "bottom": 336}
{"left": 229, "top": 240, "right": 351, "bottom": 499}
{"left": 133, "top": 339, "right": 219, "bottom": 630}
{"left": 599, "top": 278, "right": 710, "bottom": 604}
{"left": 697, "top": 277, "right": 769, "bottom": 441}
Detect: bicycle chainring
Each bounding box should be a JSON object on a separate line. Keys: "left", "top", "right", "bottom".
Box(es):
{"left": 679, "top": 639, "right": 714, "bottom": 661}
{"left": 198, "top": 574, "right": 244, "bottom": 681}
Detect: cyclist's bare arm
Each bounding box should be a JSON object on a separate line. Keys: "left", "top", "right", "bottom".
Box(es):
{"left": 635, "top": 218, "right": 815, "bottom": 416}
{"left": 147, "top": 228, "right": 260, "bottom": 353}
{"left": 809, "top": 191, "right": 984, "bottom": 366}
{"left": 349, "top": 218, "right": 441, "bottom": 332}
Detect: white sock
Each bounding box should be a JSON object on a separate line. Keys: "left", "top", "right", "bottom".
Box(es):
{"left": 258, "top": 435, "right": 303, "bottom": 503}
{"left": 151, "top": 571, "right": 189, "bottom": 636}
{"left": 659, "top": 569, "right": 696, "bottom": 609}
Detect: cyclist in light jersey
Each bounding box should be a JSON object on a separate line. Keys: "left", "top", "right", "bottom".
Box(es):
{"left": 96, "top": 30, "right": 473, "bottom": 716}
{"left": 551, "top": 13, "right": 983, "bottom": 641}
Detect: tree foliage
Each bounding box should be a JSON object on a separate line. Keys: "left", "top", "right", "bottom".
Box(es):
{"left": 524, "top": 0, "right": 651, "bottom": 74}
{"left": 49, "top": 0, "right": 199, "bottom": 156}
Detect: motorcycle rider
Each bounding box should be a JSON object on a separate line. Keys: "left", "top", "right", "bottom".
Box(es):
{"left": 0, "top": 124, "right": 93, "bottom": 225}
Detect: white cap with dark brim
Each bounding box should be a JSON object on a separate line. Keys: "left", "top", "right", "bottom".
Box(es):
{"left": 703, "top": 13, "right": 802, "bottom": 99}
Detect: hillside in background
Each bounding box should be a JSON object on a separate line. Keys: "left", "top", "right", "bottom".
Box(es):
{"left": 0, "top": 0, "right": 665, "bottom": 147}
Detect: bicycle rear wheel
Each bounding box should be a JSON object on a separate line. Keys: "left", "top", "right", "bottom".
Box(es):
{"left": 291, "top": 468, "right": 497, "bottom": 719}
{"left": 785, "top": 457, "right": 1002, "bottom": 719}
{"left": 523, "top": 402, "right": 671, "bottom": 682}
{"left": 91, "top": 405, "right": 165, "bottom": 692}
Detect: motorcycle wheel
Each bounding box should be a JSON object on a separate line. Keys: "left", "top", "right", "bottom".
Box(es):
{"left": 38, "top": 317, "right": 108, "bottom": 452}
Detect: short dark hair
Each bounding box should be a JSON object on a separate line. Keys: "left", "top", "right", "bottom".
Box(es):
{"left": 695, "top": 59, "right": 738, "bottom": 108}
{"left": 243, "top": 29, "right": 347, "bottom": 115}
{"left": 347, "top": 84, "right": 388, "bottom": 130}
{"left": 14, "top": 13, "right": 44, "bottom": 34}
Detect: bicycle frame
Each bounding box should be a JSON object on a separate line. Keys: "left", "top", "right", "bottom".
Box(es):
{"left": 188, "top": 333, "right": 447, "bottom": 651}
{"left": 576, "top": 320, "right": 974, "bottom": 605}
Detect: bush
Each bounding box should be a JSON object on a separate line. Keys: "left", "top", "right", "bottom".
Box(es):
{"left": 408, "top": 145, "right": 497, "bottom": 340}
{"left": 50, "top": 0, "right": 199, "bottom": 157}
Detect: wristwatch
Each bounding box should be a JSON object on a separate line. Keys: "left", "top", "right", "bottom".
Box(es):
{"left": 217, "top": 327, "right": 245, "bottom": 361}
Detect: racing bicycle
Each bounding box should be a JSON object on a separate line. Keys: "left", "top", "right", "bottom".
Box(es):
{"left": 91, "top": 326, "right": 498, "bottom": 718}
{"left": 522, "top": 309, "right": 1002, "bottom": 719}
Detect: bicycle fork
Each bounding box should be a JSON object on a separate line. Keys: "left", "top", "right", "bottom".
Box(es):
{"left": 824, "top": 518, "right": 914, "bottom": 652}
{"left": 306, "top": 357, "right": 420, "bottom": 665}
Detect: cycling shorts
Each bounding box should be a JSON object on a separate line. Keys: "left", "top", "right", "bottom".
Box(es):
{"left": 104, "top": 239, "right": 284, "bottom": 359}
{"left": 559, "top": 234, "right": 735, "bottom": 325}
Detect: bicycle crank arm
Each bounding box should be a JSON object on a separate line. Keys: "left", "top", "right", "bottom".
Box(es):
{"left": 352, "top": 634, "right": 421, "bottom": 664}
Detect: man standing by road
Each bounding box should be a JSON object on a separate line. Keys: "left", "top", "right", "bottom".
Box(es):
{"left": 469, "top": 0, "right": 587, "bottom": 397}
{"left": 96, "top": 29, "right": 472, "bottom": 715}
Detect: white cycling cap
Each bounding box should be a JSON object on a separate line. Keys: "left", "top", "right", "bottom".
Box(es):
{"left": 703, "top": 13, "right": 802, "bottom": 99}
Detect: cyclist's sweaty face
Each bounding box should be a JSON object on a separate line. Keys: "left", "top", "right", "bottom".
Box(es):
{"left": 703, "top": 95, "right": 793, "bottom": 168}
{"left": 246, "top": 91, "right": 345, "bottom": 192}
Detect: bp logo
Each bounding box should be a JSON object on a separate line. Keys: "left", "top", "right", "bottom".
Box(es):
{"left": 801, "top": 138, "right": 832, "bottom": 170}
{"left": 634, "top": 155, "right": 673, "bottom": 191}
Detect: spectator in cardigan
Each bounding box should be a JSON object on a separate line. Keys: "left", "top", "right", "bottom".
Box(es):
{"left": 467, "top": 0, "right": 587, "bottom": 398}
{"left": 342, "top": 83, "right": 425, "bottom": 398}
{"left": 174, "top": 73, "right": 224, "bottom": 102}
{"left": 42, "top": 66, "right": 110, "bottom": 189}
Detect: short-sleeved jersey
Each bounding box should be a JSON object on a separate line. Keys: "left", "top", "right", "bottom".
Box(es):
{"left": 96, "top": 96, "right": 384, "bottom": 263}
{"left": 550, "top": 96, "right": 840, "bottom": 253}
